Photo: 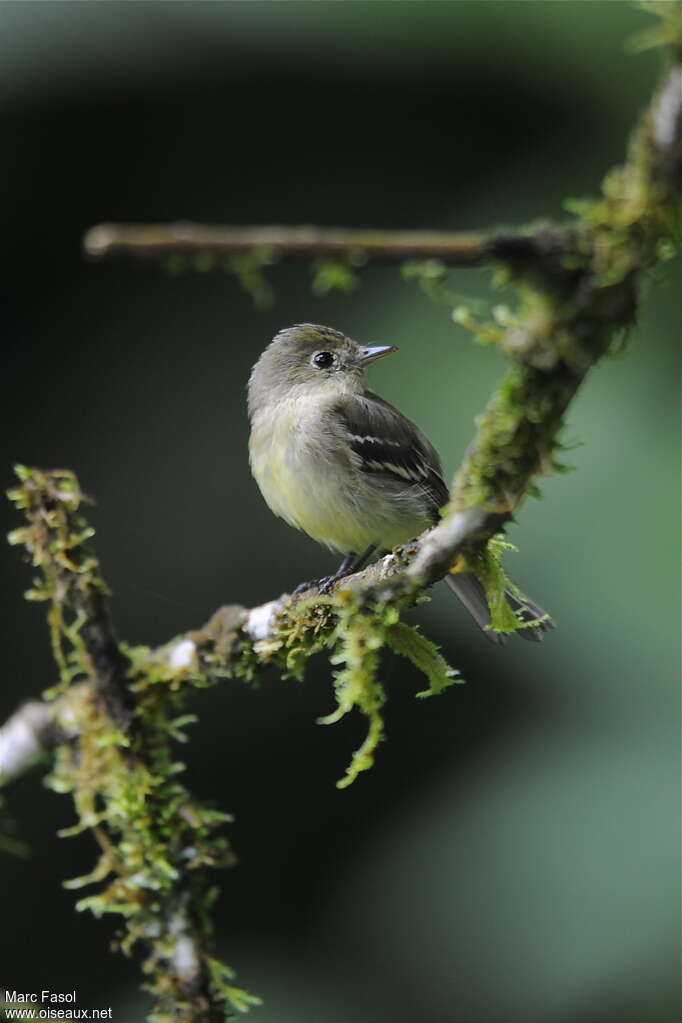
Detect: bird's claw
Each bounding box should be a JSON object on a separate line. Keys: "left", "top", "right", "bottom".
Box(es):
{"left": 318, "top": 575, "right": 338, "bottom": 595}
{"left": 291, "top": 575, "right": 338, "bottom": 598}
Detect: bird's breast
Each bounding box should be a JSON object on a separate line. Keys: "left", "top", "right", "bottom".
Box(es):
{"left": 249, "top": 397, "right": 348, "bottom": 546}
{"left": 248, "top": 395, "right": 430, "bottom": 553}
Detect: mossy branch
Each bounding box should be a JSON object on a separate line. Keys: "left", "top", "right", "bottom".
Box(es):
{"left": 5, "top": 469, "right": 259, "bottom": 1022}
{"left": 7, "top": 467, "right": 135, "bottom": 731}
{"left": 82, "top": 58, "right": 680, "bottom": 593}
{"left": 3, "top": 10, "right": 680, "bottom": 1022}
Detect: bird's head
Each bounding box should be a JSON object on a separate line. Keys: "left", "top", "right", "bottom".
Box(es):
{"left": 248, "top": 323, "right": 397, "bottom": 414}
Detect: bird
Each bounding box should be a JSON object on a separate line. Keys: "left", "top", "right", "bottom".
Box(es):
{"left": 247, "top": 323, "right": 553, "bottom": 643}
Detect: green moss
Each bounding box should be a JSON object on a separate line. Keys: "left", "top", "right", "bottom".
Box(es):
{"left": 7, "top": 467, "right": 255, "bottom": 1021}
{"left": 318, "top": 599, "right": 388, "bottom": 789}
{"left": 434, "top": 21, "right": 679, "bottom": 527}
{"left": 226, "top": 247, "right": 278, "bottom": 308}
{"left": 384, "top": 621, "right": 461, "bottom": 698}
{"left": 311, "top": 257, "right": 359, "bottom": 295}
{"left": 402, "top": 259, "right": 490, "bottom": 313}
{"left": 627, "top": 2, "right": 682, "bottom": 54}
{"left": 310, "top": 593, "right": 459, "bottom": 787}
{"left": 4, "top": 10, "right": 679, "bottom": 1018}
{"left": 472, "top": 537, "right": 545, "bottom": 634}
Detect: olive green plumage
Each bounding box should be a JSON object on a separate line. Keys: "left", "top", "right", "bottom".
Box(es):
{"left": 248, "top": 324, "right": 553, "bottom": 642}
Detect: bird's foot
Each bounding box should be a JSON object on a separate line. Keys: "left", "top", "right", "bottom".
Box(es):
{"left": 318, "top": 574, "right": 343, "bottom": 595}
{"left": 290, "top": 546, "right": 376, "bottom": 599}
{"left": 291, "top": 574, "right": 340, "bottom": 598}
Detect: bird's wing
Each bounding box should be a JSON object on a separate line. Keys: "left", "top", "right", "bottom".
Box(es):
{"left": 332, "top": 390, "right": 450, "bottom": 517}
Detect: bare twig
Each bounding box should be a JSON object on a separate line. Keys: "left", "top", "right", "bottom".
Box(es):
{"left": 83, "top": 221, "right": 568, "bottom": 270}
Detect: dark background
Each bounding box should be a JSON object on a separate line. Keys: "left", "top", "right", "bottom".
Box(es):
{"left": 1, "top": 3, "right": 679, "bottom": 1021}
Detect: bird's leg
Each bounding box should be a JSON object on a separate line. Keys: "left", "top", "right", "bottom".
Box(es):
{"left": 334, "top": 550, "right": 361, "bottom": 577}
{"left": 344, "top": 544, "right": 377, "bottom": 574}
{"left": 291, "top": 545, "right": 377, "bottom": 597}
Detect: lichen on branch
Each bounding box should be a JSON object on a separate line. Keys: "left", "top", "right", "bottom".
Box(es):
{"left": 6, "top": 467, "right": 259, "bottom": 1022}
{"left": 3, "top": 8, "right": 680, "bottom": 1021}
{"left": 3, "top": 467, "right": 461, "bottom": 1019}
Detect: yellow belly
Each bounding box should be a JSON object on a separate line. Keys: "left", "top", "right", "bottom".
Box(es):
{"left": 249, "top": 403, "right": 428, "bottom": 554}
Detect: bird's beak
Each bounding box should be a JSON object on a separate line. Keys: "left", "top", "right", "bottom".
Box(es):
{"left": 357, "top": 344, "right": 398, "bottom": 365}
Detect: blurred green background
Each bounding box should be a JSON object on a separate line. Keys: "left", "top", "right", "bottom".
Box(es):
{"left": 1, "top": 2, "right": 679, "bottom": 1021}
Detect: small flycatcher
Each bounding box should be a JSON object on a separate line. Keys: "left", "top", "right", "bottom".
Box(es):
{"left": 248, "top": 323, "right": 552, "bottom": 643}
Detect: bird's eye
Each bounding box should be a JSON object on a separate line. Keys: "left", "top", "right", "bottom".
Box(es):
{"left": 312, "top": 351, "right": 334, "bottom": 369}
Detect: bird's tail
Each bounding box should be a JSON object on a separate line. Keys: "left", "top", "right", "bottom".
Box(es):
{"left": 444, "top": 571, "right": 554, "bottom": 644}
